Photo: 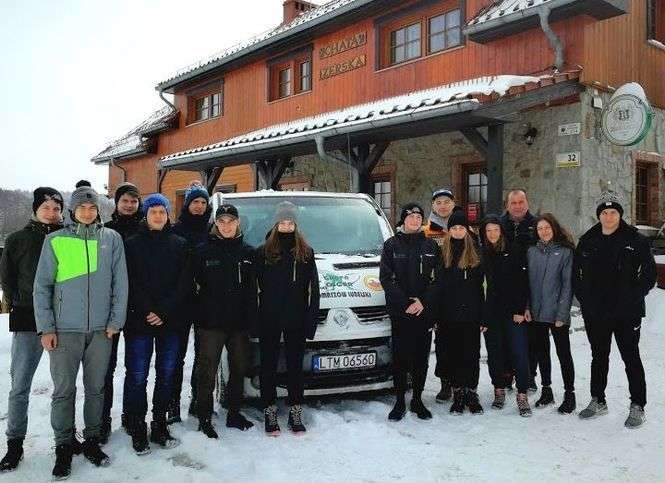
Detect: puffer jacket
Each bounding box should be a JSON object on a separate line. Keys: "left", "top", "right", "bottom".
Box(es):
{"left": 33, "top": 221, "right": 128, "bottom": 335}
{"left": 527, "top": 241, "right": 573, "bottom": 324}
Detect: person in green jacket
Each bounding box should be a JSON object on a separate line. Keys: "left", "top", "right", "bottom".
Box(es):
{"left": 0, "top": 187, "right": 64, "bottom": 472}
{"left": 33, "top": 186, "right": 128, "bottom": 480}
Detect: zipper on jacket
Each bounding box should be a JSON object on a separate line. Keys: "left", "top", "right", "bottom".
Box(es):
{"left": 464, "top": 269, "right": 467, "bottom": 280}
{"left": 237, "top": 262, "right": 242, "bottom": 284}
{"left": 419, "top": 255, "right": 423, "bottom": 275}
{"left": 292, "top": 259, "right": 297, "bottom": 282}
{"left": 84, "top": 226, "right": 91, "bottom": 333}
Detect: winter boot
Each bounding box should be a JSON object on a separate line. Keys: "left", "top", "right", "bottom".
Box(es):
{"left": 535, "top": 386, "right": 555, "bottom": 408}
{"left": 528, "top": 376, "right": 538, "bottom": 393}
{"left": 492, "top": 387, "right": 506, "bottom": 410}
{"left": 226, "top": 410, "right": 254, "bottom": 431}
{"left": 71, "top": 428, "right": 83, "bottom": 455}
{"left": 198, "top": 418, "right": 219, "bottom": 439}
{"left": 409, "top": 397, "right": 432, "bottom": 420}
{"left": 435, "top": 379, "right": 452, "bottom": 403}
{"left": 517, "top": 393, "right": 532, "bottom": 417}
{"left": 82, "top": 438, "right": 110, "bottom": 467}
{"left": 264, "top": 405, "right": 280, "bottom": 436}
{"left": 578, "top": 397, "right": 608, "bottom": 419}
{"left": 0, "top": 439, "right": 23, "bottom": 472}
{"left": 288, "top": 405, "right": 307, "bottom": 434}
{"left": 624, "top": 403, "right": 646, "bottom": 429}
{"left": 129, "top": 419, "right": 151, "bottom": 456}
{"left": 150, "top": 418, "right": 181, "bottom": 449}
{"left": 450, "top": 388, "right": 465, "bottom": 415}
{"left": 52, "top": 444, "right": 73, "bottom": 481}
{"left": 465, "top": 388, "right": 484, "bottom": 415}
{"left": 166, "top": 399, "right": 181, "bottom": 425}
{"left": 121, "top": 413, "right": 129, "bottom": 432}
{"left": 558, "top": 391, "right": 576, "bottom": 414}
{"left": 100, "top": 417, "right": 112, "bottom": 445}
{"left": 388, "top": 394, "right": 406, "bottom": 421}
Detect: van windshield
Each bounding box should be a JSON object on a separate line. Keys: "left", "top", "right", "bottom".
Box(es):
{"left": 227, "top": 196, "right": 387, "bottom": 255}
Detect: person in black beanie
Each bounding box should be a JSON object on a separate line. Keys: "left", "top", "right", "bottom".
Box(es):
{"left": 256, "top": 201, "right": 319, "bottom": 435}
{"left": 575, "top": 191, "right": 656, "bottom": 428}
{"left": 0, "top": 187, "right": 64, "bottom": 471}
{"left": 380, "top": 202, "right": 440, "bottom": 421}
{"left": 194, "top": 204, "right": 257, "bottom": 438}
{"left": 169, "top": 184, "right": 212, "bottom": 423}
{"left": 100, "top": 182, "right": 143, "bottom": 441}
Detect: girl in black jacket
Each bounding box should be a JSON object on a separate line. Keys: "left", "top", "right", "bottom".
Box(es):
{"left": 379, "top": 203, "right": 440, "bottom": 422}
{"left": 194, "top": 204, "right": 257, "bottom": 438}
{"left": 256, "top": 202, "right": 320, "bottom": 435}
{"left": 480, "top": 214, "right": 532, "bottom": 417}
{"left": 436, "top": 210, "right": 485, "bottom": 415}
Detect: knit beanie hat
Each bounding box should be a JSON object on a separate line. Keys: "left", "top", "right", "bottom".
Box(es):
{"left": 273, "top": 201, "right": 298, "bottom": 225}
{"left": 70, "top": 186, "right": 99, "bottom": 212}
{"left": 114, "top": 182, "right": 141, "bottom": 205}
{"left": 184, "top": 185, "right": 210, "bottom": 208}
{"left": 398, "top": 202, "right": 425, "bottom": 226}
{"left": 432, "top": 188, "right": 454, "bottom": 201}
{"left": 215, "top": 204, "right": 239, "bottom": 220}
{"left": 142, "top": 193, "right": 170, "bottom": 216}
{"left": 75, "top": 180, "right": 92, "bottom": 188}
{"left": 596, "top": 190, "right": 624, "bottom": 219}
{"left": 32, "top": 187, "right": 64, "bottom": 214}
{"left": 448, "top": 209, "right": 469, "bottom": 230}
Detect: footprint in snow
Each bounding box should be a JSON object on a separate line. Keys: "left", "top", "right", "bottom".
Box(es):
{"left": 168, "top": 452, "right": 206, "bottom": 470}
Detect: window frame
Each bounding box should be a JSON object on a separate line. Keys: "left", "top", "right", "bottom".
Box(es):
{"left": 461, "top": 162, "right": 488, "bottom": 225}
{"left": 371, "top": 165, "right": 396, "bottom": 225}
{"left": 427, "top": 8, "right": 462, "bottom": 55}
{"left": 647, "top": 0, "right": 665, "bottom": 46}
{"left": 268, "top": 48, "right": 313, "bottom": 102}
{"left": 186, "top": 80, "right": 224, "bottom": 125}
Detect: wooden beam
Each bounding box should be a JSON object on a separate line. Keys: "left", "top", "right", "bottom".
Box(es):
{"left": 460, "top": 128, "right": 488, "bottom": 159}
{"left": 256, "top": 158, "right": 290, "bottom": 190}
{"left": 205, "top": 167, "right": 224, "bottom": 194}
{"left": 486, "top": 124, "right": 504, "bottom": 214}
{"left": 157, "top": 168, "right": 168, "bottom": 194}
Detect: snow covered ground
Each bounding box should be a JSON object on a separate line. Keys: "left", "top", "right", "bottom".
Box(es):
{"left": 1, "top": 290, "right": 664, "bottom": 482}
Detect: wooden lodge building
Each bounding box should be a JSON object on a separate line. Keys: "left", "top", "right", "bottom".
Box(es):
{"left": 92, "top": 0, "right": 665, "bottom": 236}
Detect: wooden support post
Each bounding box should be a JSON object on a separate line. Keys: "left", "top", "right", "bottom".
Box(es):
{"left": 486, "top": 124, "right": 504, "bottom": 214}
{"left": 256, "top": 158, "right": 290, "bottom": 190}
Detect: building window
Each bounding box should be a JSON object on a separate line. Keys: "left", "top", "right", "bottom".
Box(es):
{"left": 635, "top": 163, "right": 649, "bottom": 224}
{"left": 428, "top": 9, "right": 461, "bottom": 54}
{"left": 648, "top": 0, "right": 665, "bottom": 45}
{"left": 372, "top": 177, "right": 393, "bottom": 223}
{"left": 269, "top": 50, "right": 312, "bottom": 101}
{"left": 378, "top": 5, "right": 463, "bottom": 69}
{"left": 189, "top": 85, "right": 223, "bottom": 124}
{"left": 462, "top": 164, "right": 487, "bottom": 224}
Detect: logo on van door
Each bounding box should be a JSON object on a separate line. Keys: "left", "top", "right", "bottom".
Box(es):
{"left": 363, "top": 275, "right": 383, "bottom": 292}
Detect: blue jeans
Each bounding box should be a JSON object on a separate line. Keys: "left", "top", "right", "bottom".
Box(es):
{"left": 6, "top": 332, "right": 43, "bottom": 440}
{"left": 484, "top": 318, "right": 531, "bottom": 393}
{"left": 123, "top": 332, "right": 179, "bottom": 419}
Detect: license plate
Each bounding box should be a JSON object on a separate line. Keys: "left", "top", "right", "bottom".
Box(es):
{"left": 312, "top": 352, "right": 376, "bottom": 372}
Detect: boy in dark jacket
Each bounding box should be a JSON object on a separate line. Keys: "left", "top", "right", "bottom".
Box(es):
{"left": 0, "top": 187, "right": 63, "bottom": 472}
{"left": 123, "top": 194, "right": 191, "bottom": 454}
{"left": 574, "top": 192, "right": 656, "bottom": 428}
{"left": 194, "top": 204, "right": 257, "bottom": 438}
{"left": 380, "top": 203, "right": 440, "bottom": 421}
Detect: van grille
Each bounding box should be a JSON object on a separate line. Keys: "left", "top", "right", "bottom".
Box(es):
{"left": 351, "top": 306, "right": 389, "bottom": 324}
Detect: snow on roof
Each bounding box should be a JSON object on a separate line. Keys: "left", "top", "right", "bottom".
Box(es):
{"left": 160, "top": 74, "right": 548, "bottom": 166}
{"left": 467, "top": 0, "right": 557, "bottom": 27}
{"left": 157, "top": 0, "right": 366, "bottom": 90}
{"left": 91, "top": 105, "right": 178, "bottom": 164}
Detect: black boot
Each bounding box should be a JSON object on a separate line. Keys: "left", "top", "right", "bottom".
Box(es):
{"left": 71, "top": 428, "right": 83, "bottom": 455}
{"left": 82, "top": 438, "right": 110, "bottom": 467}
{"left": 288, "top": 405, "right": 306, "bottom": 433}
{"left": 409, "top": 397, "right": 432, "bottom": 420}
{"left": 465, "top": 389, "right": 484, "bottom": 415}
{"left": 558, "top": 391, "right": 576, "bottom": 414}
{"left": 0, "top": 439, "right": 23, "bottom": 472}
{"left": 264, "top": 405, "right": 280, "bottom": 436}
{"left": 535, "top": 386, "right": 555, "bottom": 408}
{"left": 388, "top": 394, "right": 406, "bottom": 421}
{"left": 121, "top": 414, "right": 129, "bottom": 432}
{"left": 198, "top": 418, "right": 219, "bottom": 439}
{"left": 166, "top": 399, "right": 181, "bottom": 424}
{"left": 100, "top": 417, "right": 112, "bottom": 445}
{"left": 128, "top": 417, "right": 151, "bottom": 456}
{"left": 450, "top": 388, "right": 465, "bottom": 414}
{"left": 150, "top": 418, "right": 180, "bottom": 449}
{"left": 435, "top": 379, "right": 452, "bottom": 403}
{"left": 52, "top": 444, "right": 73, "bottom": 480}
{"left": 226, "top": 411, "right": 254, "bottom": 431}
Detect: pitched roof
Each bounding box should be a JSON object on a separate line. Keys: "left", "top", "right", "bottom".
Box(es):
{"left": 91, "top": 105, "right": 178, "bottom": 164}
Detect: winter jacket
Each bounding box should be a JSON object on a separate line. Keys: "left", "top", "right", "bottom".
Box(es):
{"left": 33, "top": 221, "right": 128, "bottom": 335}
{"left": 194, "top": 228, "right": 258, "bottom": 334}
{"left": 104, "top": 211, "right": 142, "bottom": 241}
{"left": 379, "top": 230, "right": 441, "bottom": 327}
{"left": 500, "top": 211, "right": 537, "bottom": 253}
{"left": 573, "top": 221, "right": 656, "bottom": 322}
{"left": 527, "top": 241, "right": 573, "bottom": 324}
{"left": 0, "top": 219, "right": 63, "bottom": 331}
{"left": 481, "top": 244, "right": 528, "bottom": 325}
{"left": 435, "top": 239, "right": 485, "bottom": 325}
{"left": 255, "top": 233, "right": 320, "bottom": 339}
{"left": 173, "top": 207, "right": 212, "bottom": 251}
{"left": 123, "top": 224, "right": 192, "bottom": 335}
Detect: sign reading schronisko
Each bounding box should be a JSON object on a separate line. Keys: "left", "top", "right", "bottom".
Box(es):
{"left": 602, "top": 83, "right": 654, "bottom": 146}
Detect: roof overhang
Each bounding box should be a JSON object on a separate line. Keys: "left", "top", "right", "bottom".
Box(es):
{"left": 465, "top": 0, "right": 629, "bottom": 44}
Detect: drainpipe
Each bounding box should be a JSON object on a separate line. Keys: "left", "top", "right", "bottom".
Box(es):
{"left": 315, "top": 135, "right": 359, "bottom": 192}
{"left": 159, "top": 89, "right": 176, "bottom": 110}
{"left": 110, "top": 158, "right": 127, "bottom": 183}
{"left": 538, "top": 5, "right": 564, "bottom": 72}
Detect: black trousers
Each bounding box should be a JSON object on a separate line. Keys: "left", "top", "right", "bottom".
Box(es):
{"left": 440, "top": 323, "right": 480, "bottom": 389}
{"left": 102, "top": 332, "right": 121, "bottom": 422}
{"left": 392, "top": 319, "right": 432, "bottom": 394}
{"left": 585, "top": 318, "right": 646, "bottom": 407}
{"left": 259, "top": 327, "right": 306, "bottom": 408}
{"left": 484, "top": 318, "right": 531, "bottom": 393}
{"left": 434, "top": 325, "right": 450, "bottom": 382}
{"left": 171, "top": 322, "right": 199, "bottom": 404}
{"left": 532, "top": 322, "right": 575, "bottom": 392}
{"left": 528, "top": 323, "right": 543, "bottom": 380}
{"left": 196, "top": 328, "right": 248, "bottom": 419}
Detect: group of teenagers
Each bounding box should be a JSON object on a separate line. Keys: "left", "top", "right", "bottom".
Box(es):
{"left": 0, "top": 179, "right": 657, "bottom": 480}
{"left": 0, "top": 181, "right": 320, "bottom": 479}
{"left": 382, "top": 187, "right": 656, "bottom": 428}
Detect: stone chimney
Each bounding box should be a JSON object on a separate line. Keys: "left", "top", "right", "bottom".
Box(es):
{"left": 283, "top": 0, "right": 317, "bottom": 24}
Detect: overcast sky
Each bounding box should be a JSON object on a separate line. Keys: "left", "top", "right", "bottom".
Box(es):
{"left": 0, "top": 0, "right": 312, "bottom": 193}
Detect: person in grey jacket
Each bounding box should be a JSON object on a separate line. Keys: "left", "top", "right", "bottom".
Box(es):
{"left": 526, "top": 213, "right": 576, "bottom": 414}
{"left": 33, "top": 186, "right": 128, "bottom": 480}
